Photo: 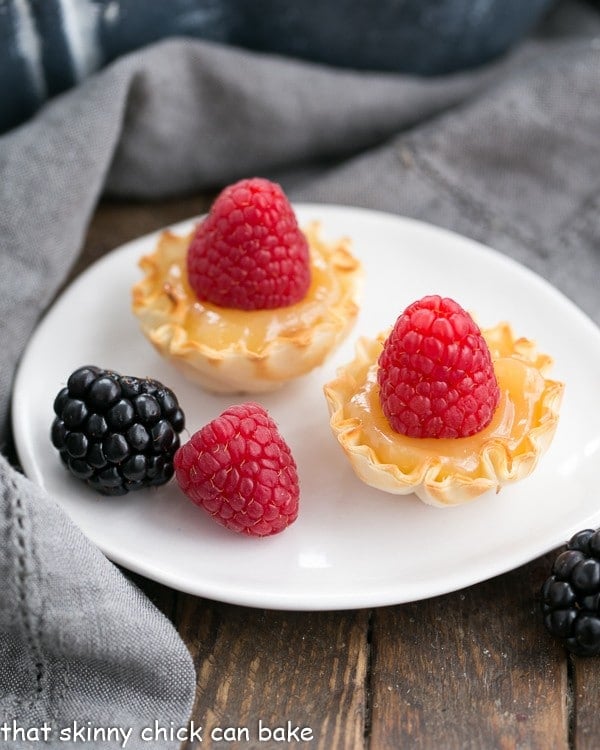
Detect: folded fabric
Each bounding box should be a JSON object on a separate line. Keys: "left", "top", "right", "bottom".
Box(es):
{"left": 1, "top": 1, "right": 599, "bottom": 747}
{"left": 0, "top": 455, "right": 196, "bottom": 748}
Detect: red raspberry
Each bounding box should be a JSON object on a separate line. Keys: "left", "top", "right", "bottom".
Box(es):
{"left": 377, "top": 295, "right": 500, "bottom": 439}
{"left": 174, "top": 402, "right": 299, "bottom": 536}
{"left": 187, "top": 177, "right": 311, "bottom": 310}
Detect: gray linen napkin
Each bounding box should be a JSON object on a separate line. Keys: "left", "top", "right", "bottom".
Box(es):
{"left": 1, "top": 1, "right": 599, "bottom": 747}
{"left": 0, "top": 455, "right": 195, "bottom": 748}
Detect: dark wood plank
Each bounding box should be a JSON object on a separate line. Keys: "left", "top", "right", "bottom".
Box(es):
{"left": 176, "top": 598, "right": 369, "bottom": 749}
{"left": 572, "top": 655, "right": 600, "bottom": 749}
{"left": 369, "top": 553, "right": 568, "bottom": 750}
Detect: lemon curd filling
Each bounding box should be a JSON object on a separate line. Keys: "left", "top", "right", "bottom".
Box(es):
{"left": 347, "top": 352, "right": 544, "bottom": 476}
{"left": 132, "top": 222, "right": 363, "bottom": 392}
{"left": 324, "top": 323, "right": 564, "bottom": 506}
{"left": 154, "top": 230, "right": 350, "bottom": 350}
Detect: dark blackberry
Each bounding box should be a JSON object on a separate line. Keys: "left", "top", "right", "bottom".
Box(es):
{"left": 51, "top": 366, "right": 185, "bottom": 496}
{"left": 541, "top": 528, "right": 600, "bottom": 656}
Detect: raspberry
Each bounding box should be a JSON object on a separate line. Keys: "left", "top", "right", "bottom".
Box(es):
{"left": 51, "top": 366, "right": 185, "bottom": 495}
{"left": 541, "top": 529, "right": 600, "bottom": 656}
{"left": 187, "top": 177, "right": 311, "bottom": 310}
{"left": 377, "top": 295, "right": 500, "bottom": 439}
{"left": 174, "top": 402, "right": 299, "bottom": 536}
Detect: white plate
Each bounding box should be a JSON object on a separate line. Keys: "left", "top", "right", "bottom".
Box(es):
{"left": 12, "top": 204, "right": 600, "bottom": 610}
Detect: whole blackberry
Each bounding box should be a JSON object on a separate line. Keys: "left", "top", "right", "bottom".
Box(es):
{"left": 541, "top": 529, "right": 600, "bottom": 656}
{"left": 51, "top": 366, "right": 185, "bottom": 496}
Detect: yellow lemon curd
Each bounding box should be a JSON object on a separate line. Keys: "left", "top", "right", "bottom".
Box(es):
{"left": 324, "top": 323, "right": 564, "bottom": 506}
{"left": 132, "top": 222, "right": 363, "bottom": 393}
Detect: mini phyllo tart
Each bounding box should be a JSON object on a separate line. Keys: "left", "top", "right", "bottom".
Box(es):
{"left": 132, "top": 178, "right": 362, "bottom": 393}
{"left": 324, "top": 295, "right": 564, "bottom": 506}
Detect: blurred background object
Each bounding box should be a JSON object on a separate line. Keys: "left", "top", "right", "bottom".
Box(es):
{"left": 235, "top": 0, "right": 556, "bottom": 74}
{"left": 0, "top": 0, "right": 559, "bottom": 134}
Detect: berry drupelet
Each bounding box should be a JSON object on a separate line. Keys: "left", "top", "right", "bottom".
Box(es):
{"left": 51, "top": 365, "right": 185, "bottom": 495}
{"left": 541, "top": 528, "right": 600, "bottom": 656}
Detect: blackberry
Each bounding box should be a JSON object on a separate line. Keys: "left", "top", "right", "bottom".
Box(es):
{"left": 51, "top": 366, "right": 185, "bottom": 496}
{"left": 541, "top": 529, "right": 600, "bottom": 656}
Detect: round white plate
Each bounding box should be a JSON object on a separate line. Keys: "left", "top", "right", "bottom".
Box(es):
{"left": 12, "top": 204, "right": 600, "bottom": 610}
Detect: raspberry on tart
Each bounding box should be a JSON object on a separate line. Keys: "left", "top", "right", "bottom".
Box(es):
{"left": 377, "top": 296, "right": 500, "bottom": 439}
{"left": 132, "top": 178, "right": 362, "bottom": 393}
{"left": 174, "top": 402, "right": 299, "bottom": 536}
{"left": 324, "top": 295, "right": 564, "bottom": 506}
{"left": 187, "top": 177, "right": 311, "bottom": 310}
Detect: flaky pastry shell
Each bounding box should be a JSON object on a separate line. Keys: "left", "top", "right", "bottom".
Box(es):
{"left": 132, "top": 222, "right": 362, "bottom": 393}
{"left": 324, "top": 323, "right": 564, "bottom": 507}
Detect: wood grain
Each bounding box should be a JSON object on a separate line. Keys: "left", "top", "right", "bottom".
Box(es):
{"left": 369, "top": 554, "right": 568, "bottom": 750}
{"left": 177, "top": 599, "right": 369, "bottom": 749}
{"left": 571, "top": 654, "right": 600, "bottom": 749}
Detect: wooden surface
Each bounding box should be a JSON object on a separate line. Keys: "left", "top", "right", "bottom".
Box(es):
{"left": 76, "top": 197, "right": 597, "bottom": 750}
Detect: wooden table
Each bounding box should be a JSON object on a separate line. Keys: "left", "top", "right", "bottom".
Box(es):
{"left": 76, "top": 197, "right": 598, "bottom": 750}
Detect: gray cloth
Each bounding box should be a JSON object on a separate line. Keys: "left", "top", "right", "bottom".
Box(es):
{"left": 1, "top": 0, "right": 599, "bottom": 747}
{"left": 0, "top": 456, "right": 195, "bottom": 748}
